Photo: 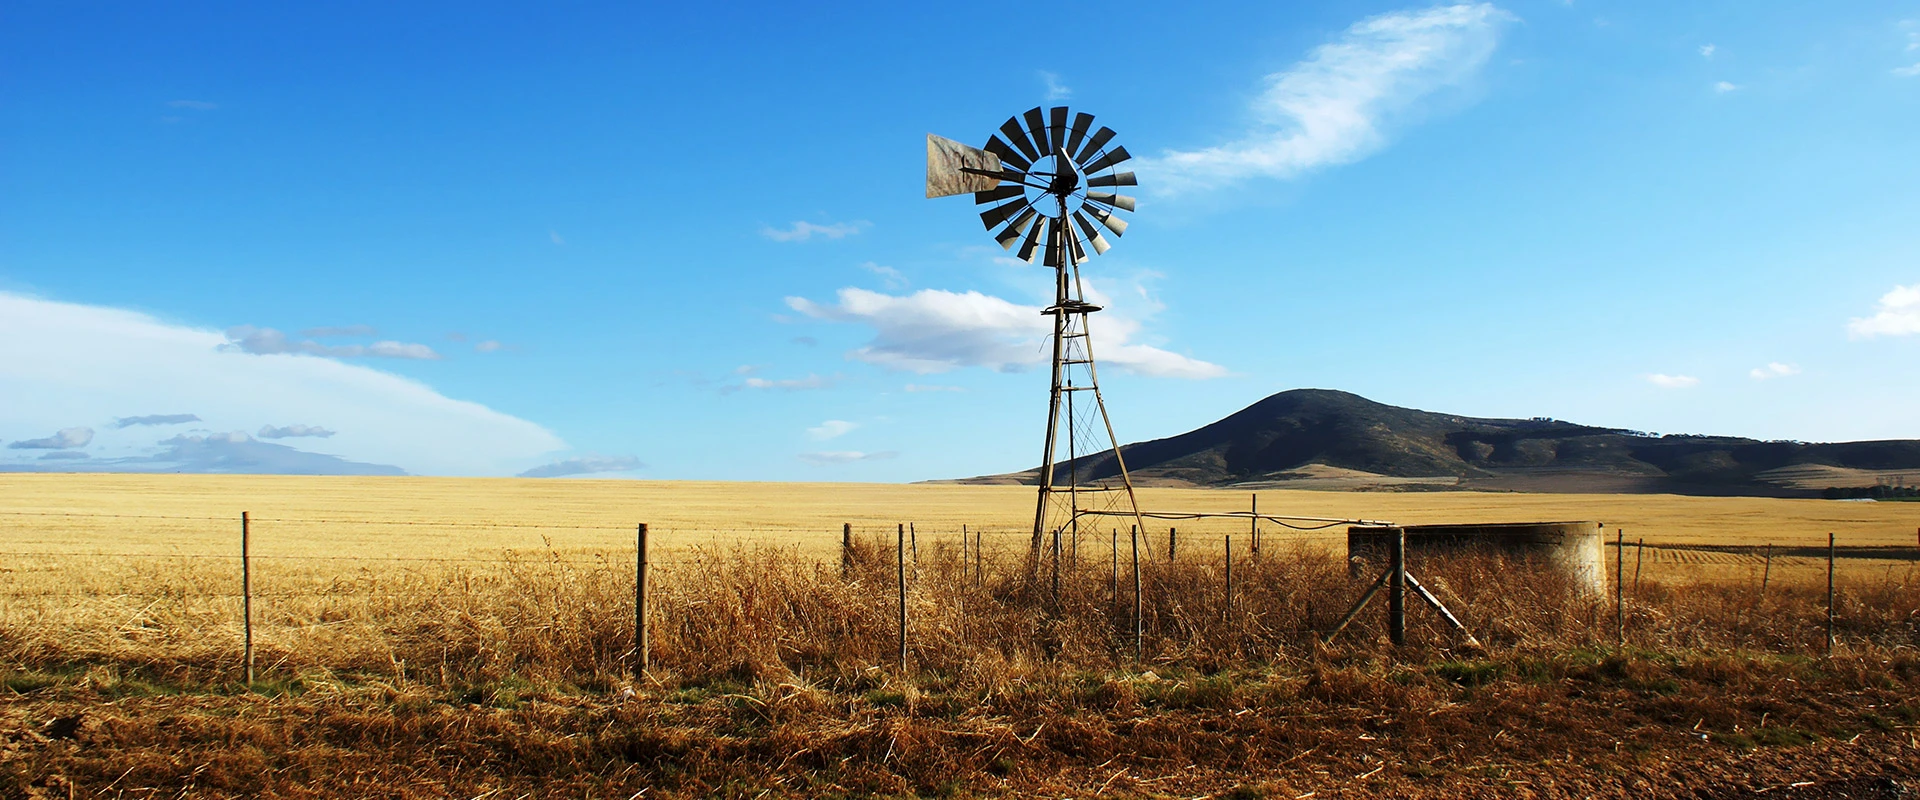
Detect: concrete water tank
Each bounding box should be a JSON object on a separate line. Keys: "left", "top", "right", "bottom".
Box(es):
{"left": 1347, "top": 521, "right": 1606, "bottom": 596}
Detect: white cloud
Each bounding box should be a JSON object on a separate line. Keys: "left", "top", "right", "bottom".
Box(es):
{"left": 9, "top": 427, "right": 93, "bottom": 450}
{"left": 904, "top": 383, "right": 966, "bottom": 393}
{"left": 550, "top": 229, "right": 566, "bottom": 245}
{"left": 807, "top": 420, "right": 858, "bottom": 440}
{"left": 517, "top": 455, "right": 643, "bottom": 478}
{"left": 1748, "top": 362, "right": 1801, "bottom": 380}
{"left": 224, "top": 326, "right": 442, "bottom": 360}
{"left": 301, "top": 325, "right": 377, "bottom": 337}
{"left": 760, "top": 220, "right": 870, "bottom": 242}
{"left": 736, "top": 374, "right": 833, "bottom": 391}
{"left": 1699, "top": 44, "right": 1715, "bottom": 58}
{"left": 1895, "top": 63, "right": 1920, "bottom": 78}
{"left": 1040, "top": 70, "right": 1072, "bottom": 101}
{"left": 474, "top": 340, "right": 504, "bottom": 353}
{"left": 0, "top": 292, "right": 565, "bottom": 475}
{"left": 862, "top": 262, "right": 907, "bottom": 289}
{"left": 1644, "top": 373, "right": 1701, "bottom": 389}
{"left": 259, "top": 423, "right": 335, "bottom": 439}
{"left": 114, "top": 413, "right": 200, "bottom": 428}
{"left": 1847, "top": 284, "right": 1920, "bottom": 338}
{"left": 799, "top": 450, "right": 898, "bottom": 465}
{"left": 785, "top": 287, "right": 1226, "bottom": 379}
{"left": 1137, "top": 3, "right": 1512, "bottom": 193}
{"left": 1714, "top": 81, "right": 1739, "bottom": 93}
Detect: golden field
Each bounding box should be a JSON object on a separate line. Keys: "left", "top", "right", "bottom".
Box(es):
{"left": 3, "top": 472, "right": 1916, "bottom": 552}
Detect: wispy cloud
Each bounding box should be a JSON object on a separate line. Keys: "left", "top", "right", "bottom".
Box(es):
{"left": 223, "top": 326, "right": 442, "bottom": 360}
{"left": 1699, "top": 44, "right": 1715, "bottom": 58}
{"left": 549, "top": 229, "right": 566, "bottom": 245}
{"left": 1138, "top": 3, "right": 1512, "bottom": 193}
{"left": 113, "top": 413, "right": 200, "bottom": 428}
{"left": 904, "top": 383, "right": 966, "bottom": 393}
{"left": 474, "top": 340, "right": 504, "bottom": 353}
{"left": 798, "top": 450, "right": 898, "bottom": 465}
{"left": 1847, "top": 284, "right": 1920, "bottom": 338}
{"left": 786, "top": 287, "right": 1226, "bottom": 379}
{"left": 300, "top": 325, "right": 377, "bottom": 338}
{"left": 1644, "top": 373, "right": 1700, "bottom": 389}
{"left": 167, "top": 100, "right": 218, "bottom": 110}
{"left": 517, "top": 455, "right": 643, "bottom": 478}
{"left": 9, "top": 427, "right": 93, "bottom": 450}
{"left": 761, "top": 220, "right": 870, "bottom": 242}
{"left": 1895, "top": 63, "right": 1920, "bottom": 78}
{"left": 740, "top": 374, "right": 833, "bottom": 391}
{"left": 1040, "top": 70, "right": 1072, "bottom": 101}
{"left": 1748, "top": 362, "right": 1801, "bottom": 380}
{"left": 862, "top": 262, "right": 907, "bottom": 289}
{"left": 807, "top": 420, "right": 858, "bottom": 440}
{"left": 1714, "top": 81, "right": 1739, "bottom": 93}
{"left": 258, "top": 423, "right": 336, "bottom": 439}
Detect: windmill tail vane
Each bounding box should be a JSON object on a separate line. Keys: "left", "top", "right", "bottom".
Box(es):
{"left": 927, "top": 105, "right": 1149, "bottom": 569}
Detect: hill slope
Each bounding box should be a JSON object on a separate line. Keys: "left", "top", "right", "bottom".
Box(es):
{"left": 957, "top": 389, "right": 1920, "bottom": 496}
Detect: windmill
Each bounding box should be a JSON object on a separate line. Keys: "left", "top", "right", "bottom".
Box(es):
{"left": 927, "top": 106, "right": 1148, "bottom": 565}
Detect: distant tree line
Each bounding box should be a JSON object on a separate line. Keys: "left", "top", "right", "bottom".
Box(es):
{"left": 1822, "top": 485, "right": 1920, "bottom": 500}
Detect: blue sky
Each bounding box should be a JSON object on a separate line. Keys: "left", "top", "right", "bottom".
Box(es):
{"left": 3, "top": 1, "right": 1917, "bottom": 479}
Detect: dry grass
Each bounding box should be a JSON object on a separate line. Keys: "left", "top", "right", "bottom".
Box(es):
{"left": 3, "top": 474, "right": 1919, "bottom": 797}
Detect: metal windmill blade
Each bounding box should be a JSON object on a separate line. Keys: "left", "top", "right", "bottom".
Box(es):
{"left": 923, "top": 105, "right": 1151, "bottom": 571}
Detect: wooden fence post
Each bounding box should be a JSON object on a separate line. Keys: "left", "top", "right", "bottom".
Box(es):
{"left": 1388, "top": 527, "right": 1406, "bottom": 647}
{"left": 1633, "top": 538, "right": 1645, "bottom": 595}
{"left": 975, "top": 528, "right": 983, "bottom": 589}
{"left": 961, "top": 524, "right": 968, "bottom": 585}
{"left": 1825, "top": 532, "right": 1836, "bottom": 656}
{"left": 1050, "top": 528, "right": 1062, "bottom": 612}
{"left": 898, "top": 523, "right": 909, "bottom": 669}
{"left": 1110, "top": 529, "right": 1119, "bottom": 610}
{"left": 1131, "top": 525, "right": 1143, "bottom": 662}
{"left": 842, "top": 522, "right": 853, "bottom": 579}
{"left": 1224, "top": 534, "right": 1233, "bottom": 619}
{"left": 909, "top": 523, "right": 918, "bottom": 572}
{"left": 1614, "top": 528, "right": 1625, "bottom": 646}
{"left": 1250, "top": 493, "right": 1260, "bottom": 556}
{"left": 637, "top": 523, "right": 650, "bottom": 674}
{"left": 1760, "top": 543, "right": 1774, "bottom": 600}
{"left": 242, "top": 511, "right": 253, "bottom": 685}
{"left": 1168, "top": 527, "right": 1177, "bottom": 563}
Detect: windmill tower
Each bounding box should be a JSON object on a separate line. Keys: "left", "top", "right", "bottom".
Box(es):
{"left": 927, "top": 106, "right": 1148, "bottom": 564}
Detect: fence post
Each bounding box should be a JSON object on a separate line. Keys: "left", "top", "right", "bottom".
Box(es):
{"left": 242, "top": 511, "right": 253, "bottom": 685}
{"left": 961, "top": 524, "right": 968, "bottom": 585}
{"left": 910, "top": 523, "right": 918, "bottom": 573}
{"left": 1131, "top": 525, "right": 1142, "bottom": 662}
{"left": 898, "top": 523, "right": 909, "bottom": 669}
{"left": 1224, "top": 534, "right": 1233, "bottom": 619}
{"left": 1633, "top": 537, "right": 1645, "bottom": 596}
{"left": 1825, "top": 532, "right": 1836, "bottom": 656}
{"left": 1110, "top": 528, "right": 1119, "bottom": 610}
{"left": 1050, "top": 528, "right": 1062, "bottom": 612}
{"left": 842, "top": 522, "right": 852, "bottom": 579}
{"left": 1760, "top": 543, "right": 1773, "bottom": 600}
{"left": 1388, "top": 527, "right": 1406, "bottom": 647}
{"left": 636, "top": 523, "right": 650, "bottom": 674}
{"left": 1168, "top": 527, "right": 1177, "bottom": 563}
{"left": 1250, "top": 493, "right": 1259, "bottom": 555}
{"left": 1614, "top": 528, "right": 1625, "bottom": 646}
{"left": 975, "top": 528, "right": 984, "bottom": 589}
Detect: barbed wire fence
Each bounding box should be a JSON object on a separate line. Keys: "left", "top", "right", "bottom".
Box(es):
{"left": 1, "top": 510, "right": 1915, "bottom": 685}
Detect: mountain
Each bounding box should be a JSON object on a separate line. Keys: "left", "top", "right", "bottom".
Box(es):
{"left": 952, "top": 389, "right": 1920, "bottom": 497}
